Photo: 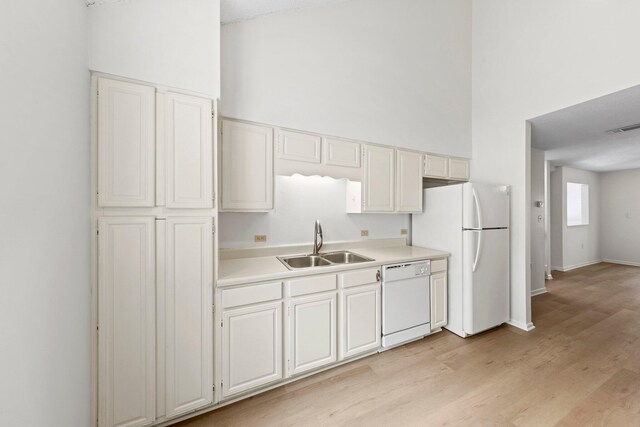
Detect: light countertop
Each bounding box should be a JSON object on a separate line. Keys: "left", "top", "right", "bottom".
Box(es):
{"left": 217, "top": 244, "right": 449, "bottom": 287}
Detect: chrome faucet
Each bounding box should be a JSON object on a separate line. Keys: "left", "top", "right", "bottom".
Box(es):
{"left": 312, "top": 220, "right": 323, "bottom": 255}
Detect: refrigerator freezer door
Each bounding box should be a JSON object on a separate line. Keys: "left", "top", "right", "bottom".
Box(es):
{"left": 462, "top": 228, "right": 510, "bottom": 335}
{"left": 463, "top": 183, "right": 510, "bottom": 229}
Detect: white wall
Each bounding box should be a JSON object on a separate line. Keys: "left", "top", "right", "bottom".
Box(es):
{"left": 219, "top": 175, "right": 410, "bottom": 248}
{"left": 0, "top": 1, "right": 90, "bottom": 426}
{"left": 561, "top": 167, "right": 601, "bottom": 270}
{"left": 221, "top": 0, "right": 471, "bottom": 157}
{"left": 601, "top": 168, "right": 640, "bottom": 267}
{"left": 89, "top": 0, "right": 220, "bottom": 97}
{"left": 530, "top": 148, "right": 546, "bottom": 294}
{"left": 472, "top": 0, "right": 640, "bottom": 329}
{"left": 550, "top": 168, "right": 563, "bottom": 270}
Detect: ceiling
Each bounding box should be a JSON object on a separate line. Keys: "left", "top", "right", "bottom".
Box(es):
{"left": 220, "top": 0, "right": 348, "bottom": 23}
{"left": 530, "top": 84, "right": 640, "bottom": 172}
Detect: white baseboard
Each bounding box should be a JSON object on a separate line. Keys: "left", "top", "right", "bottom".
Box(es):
{"left": 507, "top": 319, "right": 535, "bottom": 332}
{"left": 552, "top": 260, "right": 602, "bottom": 272}
{"left": 603, "top": 259, "right": 640, "bottom": 268}
{"left": 531, "top": 287, "right": 548, "bottom": 297}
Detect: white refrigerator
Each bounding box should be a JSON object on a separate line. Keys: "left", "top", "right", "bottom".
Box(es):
{"left": 412, "top": 182, "right": 510, "bottom": 337}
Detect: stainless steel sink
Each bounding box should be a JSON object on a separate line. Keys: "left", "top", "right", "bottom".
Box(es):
{"left": 277, "top": 251, "right": 374, "bottom": 270}
{"left": 278, "top": 255, "right": 332, "bottom": 269}
{"left": 321, "top": 251, "right": 374, "bottom": 264}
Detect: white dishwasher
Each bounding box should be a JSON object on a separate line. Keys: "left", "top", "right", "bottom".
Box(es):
{"left": 381, "top": 260, "right": 431, "bottom": 349}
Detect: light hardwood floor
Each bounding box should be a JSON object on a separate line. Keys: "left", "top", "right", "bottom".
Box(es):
{"left": 178, "top": 262, "right": 640, "bottom": 426}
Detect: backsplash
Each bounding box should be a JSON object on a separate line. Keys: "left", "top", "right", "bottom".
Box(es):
{"left": 219, "top": 175, "right": 411, "bottom": 249}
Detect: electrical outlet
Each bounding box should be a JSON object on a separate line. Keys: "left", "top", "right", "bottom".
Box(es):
{"left": 361, "top": 230, "right": 369, "bottom": 237}
{"left": 254, "top": 235, "right": 267, "bottom": 243}
{"left": 400, "top": 229, "right": 408, "bottom": 235}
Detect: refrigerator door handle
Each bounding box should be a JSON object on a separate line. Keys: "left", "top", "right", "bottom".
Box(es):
{"left": 472, "top": 187, "right": 483, "bottom": 230}
{"left": 472, "top": 230, "right": 482, "bottom": 272}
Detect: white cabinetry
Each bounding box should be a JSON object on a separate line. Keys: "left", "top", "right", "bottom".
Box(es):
{"left": 159, "top": 92, "right": 213, "bottom": 208}
{"left": 448, "top": 158, "right": 470, "bottom": 181}
{"left": 98, "top": 78, "right": 156, "bottom": 207}
{"left": 323, "top": 137, "right": 360, "bottom": 168}
{"left": 430, "top": 259, "right": 448, "bottom": 330}
{"left": 98, "top": 217, "right": 156, "bottom": 427}
{"left": 396, "top": 150, "right": 423, "bottom": 213}
{"left": 288, "top": 292, "right": 338, "bottom": 375}
{"left": 362, "top": 145, "right": 395, "bottom": 212}
{"left": 220, "top": 120, "right": 274, "bottom": 211}
{"left": 160, "top": 217, "right": 213, "bottom": 418}
{"left": 97, "top": 78, "right": 214, "bottom": 208}
{"left": 277, "top": 129, "right": 321, "bottom": 163}
{"left": 338, "top": 268, "right": 381, "bottom": 359}
{"left": 221, "top": 301, "right": 283, "bottom": 398}
{"left": 424, "top": 154, "right": 470, "bottom": 181}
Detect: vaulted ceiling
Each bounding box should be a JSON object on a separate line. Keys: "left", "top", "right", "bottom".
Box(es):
{"left": 531, "top": 84, "right": 640, "bottom": 172}
{"left": 220, "top": 0, "right": 349, "bottom": 23}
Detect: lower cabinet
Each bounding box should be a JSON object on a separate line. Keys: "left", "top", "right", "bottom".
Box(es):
{"left": 340, "top": 284, "right": 381, "bottom": 359}
{"left": 221, "top": 301, "right": 283, "bottom": 398}
{"left": 430, "top": 272, "right": 448, "bottom": 330}
{"left": 288, "top": 292, "right": 338, "bottom": 376}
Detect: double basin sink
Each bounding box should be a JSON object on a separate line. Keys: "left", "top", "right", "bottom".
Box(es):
{"left": 277, "top": 251, "right": 374, "bottom": 270}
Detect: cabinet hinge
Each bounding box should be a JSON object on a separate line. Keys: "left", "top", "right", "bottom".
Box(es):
{"left": 212, "top": 384, "right": 215, "bottom": 392}
{"left": 212, "top": 224, "right": 216, "bottom": 235}
{"left": 212, "top": 192, "right": 216, "bottom": 203}
{"left": 220, "top": 320, "right": 223, "bottom": 328}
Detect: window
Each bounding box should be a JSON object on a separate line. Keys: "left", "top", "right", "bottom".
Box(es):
{"left": 567, "top": 182, "right": 589, "bottom": 226}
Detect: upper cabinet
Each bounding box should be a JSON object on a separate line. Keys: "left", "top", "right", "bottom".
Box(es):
{"left": 220, "top": 119, "right": 274, "bottom": 212}
{"left": 448, "top": 158, "right": 470, "bottom": 181}
{"left": 424, "top": 153, "right": 470, "bottom": 182}
{"left": 396, "top": 150, "right": 423, "bottom": 213}
{"left": 98, "top": 78, "right": 156, "bottom": 207}
{"left": 159, "top": 92, "right": 213, "bottom": 208}
{"left": 277, "top": 129, "right": 321, "bottom": 163}
{"left": 97, "top": 77, "right": 214, "bottom": 209}
{"left": 323, "top": 137, "right": 360, "bottom": 168}
{"left": 362, "top": 145, "right": 395, "bottom": 212}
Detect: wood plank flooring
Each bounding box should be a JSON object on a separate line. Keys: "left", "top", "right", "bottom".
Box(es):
{"left": 177, "top": 262, "right": 640, "bottom": 427}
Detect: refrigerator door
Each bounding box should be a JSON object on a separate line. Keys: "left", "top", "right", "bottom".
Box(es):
{"left": 462, "top": 228, "right": 510, "bottom": 335}
{"left": 463, "top": 182, "right": 510, "bottom": 229}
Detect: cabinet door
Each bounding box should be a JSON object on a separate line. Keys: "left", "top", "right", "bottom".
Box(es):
{"left": 222, "top": 302, "right": 283, "bottom": 398}
{"left": 423, "top": 154, "right": 448, "bottom": 178}
{"left": 278, "top": 129, "right": 321, "bottom": 163}
{"left": 98, "top": 78, "right": 155, "bottom": 207}
{"left": 221, "top": 120, "right": 274, "bottom": 211}
{"left": 323, "top": 138, "right": 361, "bottom": 168}
{"left": 449, "top": 158, "right": 470, "bottom": 181}
{"left": 163, "top": 218, "right": 213, "bottom": 418}
{"left": 288, "top": 293, "right": 337, "bottom": 376}
{"left": 363, "top": 145, "right": 395, "bottom": 212}
{"left": 162, "top": 93, "right": 213, "bottom": 208}
{"left": 98, "top": 217, "right": 155, "bottom": 427}
{"left": 341, "top": 284, "right": 381, "bottom": 359}
{"left": 396, "top": 150, "right": 423, "bottom": 213}
{"left": 430, "top": 272, "right": 448, "bottom": 330}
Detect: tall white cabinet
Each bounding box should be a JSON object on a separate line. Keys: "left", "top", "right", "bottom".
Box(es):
{"left": 94, "top": 75, "right": 216, "bottom": 427}
{"left": 98, "top": 217, "right": 156, "bottom": 427}
{"left": 362, "top": 145, "right": 395, "bottom": 212}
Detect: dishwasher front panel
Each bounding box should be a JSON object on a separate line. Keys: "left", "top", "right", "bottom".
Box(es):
{"left": 382, "top": 275, "right": 430, "bottom": 335}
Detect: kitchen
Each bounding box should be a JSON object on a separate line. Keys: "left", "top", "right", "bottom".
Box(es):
{"left": 4, "top": 1, "right": 640, "bottom": 426}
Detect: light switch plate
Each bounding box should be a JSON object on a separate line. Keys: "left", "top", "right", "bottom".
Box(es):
{"left": 400, "top": 229, "right": 408, "bottom": 235}
{"left": 361, "top": 230, "right": 369, "bottom": 237}
{"left": 254, "top": 235, "right": 267, "bottom": 243}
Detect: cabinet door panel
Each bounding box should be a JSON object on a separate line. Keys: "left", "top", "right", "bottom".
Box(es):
{"left": 221, "top": 120, "right": 274, "bottom": 211}
{"left": 222, "top": 302, "right": 283, "bottom": 398}
{"left": 323, "top": 138, "right": 360, "bottom": 168}
{"left": 363, "top": 145, "right": 395, "bottom": 212}
{"left": 289, "top": 293, "right": 337, "bottom": 375}
{"left": 396, "top": 150, "right": 423, "bottom": 213}
{"left": 164, "top": 93, "right": 213, "bottom": 208}
{"left": 164, "top": 217, "right": 213, "bottom": 418}
{"left": 98, "top": 78, "right": 155, "bottom": 207}
{"left": 278, "top": 130, "right": 321, "bottom": 163}
{"left": 424, "top": 154, "right": 448, "bottom": 179}
{"left": 98, "top": 217, "right": 155, "bottom": 427}
{"left": 449, "top": 158, "right": 470, "bottom": 181}
{"left": 430, "top": 272, "right": 448, "bottom": 330}
{"left": 341, "top": 284, "right": 381, "bottom": 359}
